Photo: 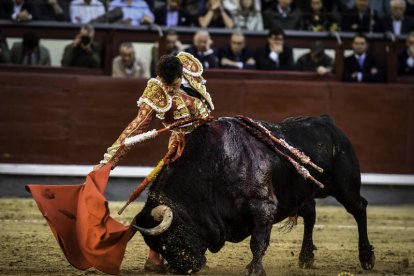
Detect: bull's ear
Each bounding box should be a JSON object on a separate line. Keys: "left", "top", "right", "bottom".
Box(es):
{"left": 132, "top": 205, "right": 173, "bottom": 236}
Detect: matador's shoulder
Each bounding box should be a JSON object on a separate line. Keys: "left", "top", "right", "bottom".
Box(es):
{"left": 137, "top": 78, "right": 172, "bottom": 113}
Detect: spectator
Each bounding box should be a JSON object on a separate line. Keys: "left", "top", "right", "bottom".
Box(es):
{"left": 154, "top": 0, "right": 195, "bottom": 27}
{"left": 263, "top": 0, "right": 301, "bottom": 30}
{"left": 37, "top": 0, "right": 70, "bottom": 21}
{"left": 341, "top": 0, "right": 383, "bottom": 32}
{"left": 150, "top": 29, "right": 183, "bottom": 77}
{"left": 296, "top": 41, "right": 333, "bottom": 75}
{"left": 109, "top": 0, "right": 154, "bottom": 26}
{"left": 398, "top": 31, "right": 414, "bottom": 75}
{"left": 232, "top": 0, "right": 264, "bottom": 31}
{"left": 0, "top": 31, "right": 11, "bottom": 64}
{"left": 343, "top": 33, "right": 381, "bottom": 82}
{"left": 61, "top": 24, "right": 102, "bottom": 68}
{"left": 112, "top": 42, "right": 146, "bottom": 78}
{"left": 0, "top": 0, "right": 39, "bottom": 22}
{"left": 384, "top": 0, "right": 414, "bottom": 35}
{"left": 198, "top": 0, "right": 235, "bottom": 28}
{"left": 218, "top": 30, "right": 256, "bottom": 69}
{"left": 184, "top": 30, "right": 219, "bottom": 69}
{"left": 256, "top": 27, "right": 294, "bottom": 70}
{"left": 300, "top": 0, "right": 339, "bottom": 32}
{"left": 70, "top": 0, "right": 105, "bottom": 24}
{"left": 10, "top": 32, "right": 51, "bottom": 66}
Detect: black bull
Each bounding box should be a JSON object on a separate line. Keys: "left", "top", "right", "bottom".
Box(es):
{"left": 133, "top": 116, "right": 375, "bottom": 275}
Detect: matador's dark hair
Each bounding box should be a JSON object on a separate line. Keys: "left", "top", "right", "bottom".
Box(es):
{"left": 156, "top": 54, "right": 183, "bottom": 85}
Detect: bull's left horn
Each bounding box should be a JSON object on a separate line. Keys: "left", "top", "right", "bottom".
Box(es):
{"left": 133, "top": 205, "right": 173, "bottom": 236}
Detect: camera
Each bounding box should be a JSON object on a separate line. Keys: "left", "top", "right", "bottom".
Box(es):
{"left": 80, "top": 35, "right": 91, "bottom": 45}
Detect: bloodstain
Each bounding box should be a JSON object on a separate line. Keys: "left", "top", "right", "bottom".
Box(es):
{"left": 58, "top": 209, "right": 76, "bottom": 220}
{"left": 42, "top": 189, "right": 55, "bottom": 199}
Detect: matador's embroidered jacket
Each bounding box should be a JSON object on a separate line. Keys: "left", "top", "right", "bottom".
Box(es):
{"left": 101, "top": 52, "right": 214, "bottom": 168}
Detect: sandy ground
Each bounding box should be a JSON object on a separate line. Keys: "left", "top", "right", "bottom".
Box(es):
{"left": 0, "top": 198, "right": 413, "bottom": 276}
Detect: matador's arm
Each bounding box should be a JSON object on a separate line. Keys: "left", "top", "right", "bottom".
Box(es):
{"left": 98, "top": 103, "right": 155, "bottom": 169}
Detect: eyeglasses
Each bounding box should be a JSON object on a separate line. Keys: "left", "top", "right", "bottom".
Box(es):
{"left": 231, "top": 41, "right": 244, "bottom": 45}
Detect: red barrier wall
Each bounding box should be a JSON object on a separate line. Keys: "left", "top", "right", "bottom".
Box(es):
{"left": 0, "top": 72, "right": 413, "bottom": 173}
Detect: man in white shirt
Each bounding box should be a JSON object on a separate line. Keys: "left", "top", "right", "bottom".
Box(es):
{"left": 70, "top": 0, "right": 105, "bottom": 24}
{"left": 112, "top": 42, "right": 147, "bottom": 78}
{"left": 109, "top": 0, "right": 154, "bottom": 26}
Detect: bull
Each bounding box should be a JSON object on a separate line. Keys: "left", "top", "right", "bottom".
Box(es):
{"left": 132, "top": 115, "right": 375, "bottom": 275}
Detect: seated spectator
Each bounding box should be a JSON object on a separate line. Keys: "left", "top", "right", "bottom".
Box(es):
{"left": 384, "top": 0, "right": 414, "bottom": 35}
{"left": 109, "top": 0, "right": 154, "bottom": 26}
{"left": 70, "top": 0, "right": 105, "bottom": 24}
{"left": 61, "top": 24, "right": 102, "bottom": 68}
{"left": 218, "top": 30, "right": 256, "bottom": 69}
{"left": 154, "top": 0, "right": 195, "bottom": 26}
{"left": 232, "top": 0, "right": 264, "bottom": 31}
{"left": 296, "top": 41, "right": 333, "bottom": 75}
{"left": 198, "top": 0, "right": 235, "bottom": 28}
{"left": 0, "top": 31, "right": 11, "bottom": 64}
{"left": 184, "top": 30, "right": 219, "bottom": 69}
{"left": 398, "top": 31, "right": 414, "bottom": 75}
{"left": 150, "top": 29, "right": 183, "bottom": 77}
{"left": 0, "top": 0, "right": 39, "bottom": 22}
{"left": 300, "top": 0, "right": 339, "bottom": 32}
{"left": 343, "top": 33, "right": 381, "bottom": 82}
{"left": 341, "top": 0, "right": 383, "bottom": 32}
{"left": 263, "top": 0, "right": 301, "bottom": 30}
{"left": 256, "top": 27, "right": 294, "bottom": 70}
{"left": 112, "top": 42, "right": 146, "bottom": 78}
{"left": 11, "top": 32, "right": 51, "bottom": 66}
{"left": 38, "top": 0, "right": 70, "bottom": 21}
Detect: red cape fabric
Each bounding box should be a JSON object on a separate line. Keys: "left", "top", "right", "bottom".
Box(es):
{"left": 25, "top": 163, "right": 132, "bottom": 275}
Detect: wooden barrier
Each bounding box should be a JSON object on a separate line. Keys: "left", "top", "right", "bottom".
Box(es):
{"left": 0, "top": 71, "right": 413, "bottom": 174}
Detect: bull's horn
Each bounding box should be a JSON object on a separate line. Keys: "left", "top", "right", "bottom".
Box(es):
{"left": 133, "top": 205, "right": 173, "bottom": 236}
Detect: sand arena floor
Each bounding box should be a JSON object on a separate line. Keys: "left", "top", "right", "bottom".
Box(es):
{"left": 0, "top": 199, "right": 413, "bottom": 275}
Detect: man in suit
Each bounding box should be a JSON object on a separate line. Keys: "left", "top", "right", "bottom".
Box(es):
{"left": 343, "top": 33, "right": 382, "bottom": 82}
{"left": 398, "top": 31, "right": 414, "bottom": 75}
{"left": 0, "top": 0, "right": 39, "bottom": 21}
{"left": 10, "top": 32, "right": 51, "bottom": 66}
{"left": 154, "top": 0, "right": 194, "bottom": 26}
{"left": 255, "top": 26, "right": 294, "bottom": 70}
{"left": 263, "top": 0, "right": 301, "bottom": 30}
{"left": 341, "top": 0, "right": 383, "bottom": 32}
{"left": 383, "top": 0, "right": 414, "bottom": 36}
{"left": 184, "top": 30, "right": 219, "bottom": 69}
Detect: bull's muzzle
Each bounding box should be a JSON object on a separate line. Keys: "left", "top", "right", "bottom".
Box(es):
{"left": 133, "top": 205, "right": 173, "bottom": 235}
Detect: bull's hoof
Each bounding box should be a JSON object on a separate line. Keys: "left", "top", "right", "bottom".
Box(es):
{"left": 144, "top": 259, "right": 166, "bottom": 273}
{"left": 359, "top": 245, "right": 375, "bottom": 270}
{"left": 245, "top": 263, "right": 266, "bottom": 276}
{"left": 298, "top": 244, "right": 316, "bottom": 269}
{"left": 298, "top": 252, "right": 314, "bottom": 269}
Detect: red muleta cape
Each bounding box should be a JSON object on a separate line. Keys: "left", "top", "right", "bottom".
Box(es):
{"left": 25, "top": 163, "right": 132, "bottom": 275}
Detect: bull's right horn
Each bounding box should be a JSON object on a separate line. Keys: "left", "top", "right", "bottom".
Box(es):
{"left": 133, "top": 205, "right": 173, "bottom": 236}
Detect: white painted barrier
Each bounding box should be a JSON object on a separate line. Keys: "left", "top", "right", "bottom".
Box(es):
{"left": 1, "top": 163, "right": 414, "bottom": 186}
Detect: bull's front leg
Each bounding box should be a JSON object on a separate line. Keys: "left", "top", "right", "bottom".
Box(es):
{"left": 245, "top": 201, "right": 276, "bottom": 276}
